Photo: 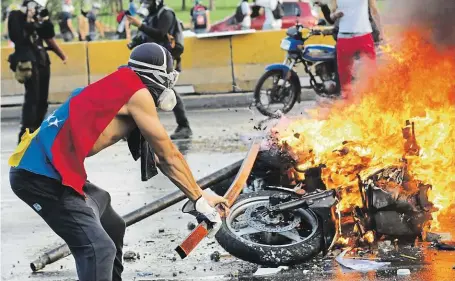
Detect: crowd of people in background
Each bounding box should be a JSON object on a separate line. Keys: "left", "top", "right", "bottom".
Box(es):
{"left": 3, "top": 0, "right": 383, "bottom": 144}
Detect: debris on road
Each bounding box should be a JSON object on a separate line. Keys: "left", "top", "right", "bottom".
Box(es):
{"left": 400, "top": 254, "right": 417, "bottom": 260}
{"left": 187, "top": 222, "right": 196, "bottom": 230}
{"left": 426, "top": 232, "right": 452, "bottom": 242}
{"left": 378, "top": 240, "right": 393, "bottom": 252}
{"left": 397, "top": 269, "right": 411, "bottom": 275}
{"left": 123, "top": 251, "right": 137, "bottom": 260}
{"left": 137, "top": 272, "right": 153, "bottom": 277}
{"left": 253, "top": 266, "right": 288, "bottom": 276}
{"left": 435, "top": 241, "right": 455, "bottom": 251}
{"left": 210, "top": 251, "right": 232, "bottom": 262}
{"left": 336, "top": 249, "right": 390, "bottom": 272}
{"left": 210, "top": 251, "right": 221, "bottom": 262}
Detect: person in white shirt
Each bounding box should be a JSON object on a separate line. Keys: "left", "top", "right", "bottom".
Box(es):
{"left": 255, "top": 0, "right": 282, "bottom": 30}
{"left": 330, "top": 0, "right": 382, "bottom": 99}
{"left": 240, "top": 0, "right": 251, "bottom": 29}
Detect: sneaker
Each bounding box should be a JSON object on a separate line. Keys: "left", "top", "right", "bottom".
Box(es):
{"left": 170, "top": 126, "right": 193, "bottom": 140}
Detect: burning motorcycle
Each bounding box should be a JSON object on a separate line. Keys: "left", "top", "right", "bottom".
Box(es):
{"left": 215, "top": 149, "right": 340, "bottom": 266}
{"left": 215, "top": 122, "right": 434, "bottom": 266}
{"left": 253, "top": 24, "right": 338, "bottom": 117}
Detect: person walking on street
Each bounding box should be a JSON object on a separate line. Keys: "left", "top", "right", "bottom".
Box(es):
{"left": 330, "top": 0, "right": 383, "bottom": 99}
{"left": 190, "top": 0, "right": 210, "bottom": 33}
{"left": 239, "top": 0, "right": 251, "bottom": 29}
{"left": 127, "top": 0, "right": 193, "bottom": 140}
{"left": 8, "top": 0, "right": 67, "bottom": 143}
{"left": 255, "top": 0, "right": 283, "bottom": 30}
{"left": 58, "top": 0, "right": 77, "bottom": 42}
{"left": 86, "top": 2, "right": 105, "bottom": 41}
{"left": 8, "top": 42, "right": 228, "bottom": 281}
{"left": 115, "top": 0, "right": 136, "bottom": 40}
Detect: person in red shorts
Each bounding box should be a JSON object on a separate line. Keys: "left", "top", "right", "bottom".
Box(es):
{"left": 330, "top": 0, "right": 383, "bottom": 99}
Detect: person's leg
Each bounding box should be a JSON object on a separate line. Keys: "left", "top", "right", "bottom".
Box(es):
{"left": 336, "top": 37, "right": 356, "bottom": 99}
{"left": 84, "top": 182, "right": 126, "bottom": 281}
{"left": 359, "top": 33, "right": 376, "bottom": 62}
{"left": 20, "top": 64, "right": 40, "bottom": 142}
{"left": 9, "top": 169, "right": 117, "bottom": 281}
{"left": 333, "top": 48, "right": 341, "bottom": 94}
{"left": 35, "top": 64, "right": 51, "bottom": 129}
{"left": 170, "top": 91, "right": 193, "bottom": 140}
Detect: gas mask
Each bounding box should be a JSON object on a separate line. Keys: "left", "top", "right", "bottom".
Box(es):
{"left": 129, "top": 59, "right": 179, "bottom": 111}
{"left": 139, "top": 70, "right": 179, "bottom": 111}
{"left": 137, "top": 0, "right": 162, "bottom": 17}
{"left": 24, "top": 0, "right": 48, "bottom": 20}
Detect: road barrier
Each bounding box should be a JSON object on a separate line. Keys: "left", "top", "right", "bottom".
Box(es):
{"left": 1, "top": 28, "right": 335, "bottom": 102}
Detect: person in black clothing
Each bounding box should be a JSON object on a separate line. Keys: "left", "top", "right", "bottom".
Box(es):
{"left": 8, "top": 0, "right": 67, "bottom": 143}
{"left": 126, "top": 0, "right": 193, "bottom": 140}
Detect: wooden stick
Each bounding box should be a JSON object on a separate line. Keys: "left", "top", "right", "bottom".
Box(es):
{"left": 175, "top": 139, "right": 261, "bottom": 259}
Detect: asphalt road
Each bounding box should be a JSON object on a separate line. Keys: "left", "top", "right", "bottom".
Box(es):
{"left": 1, "top": 105, "right": 454, "bottom": 281}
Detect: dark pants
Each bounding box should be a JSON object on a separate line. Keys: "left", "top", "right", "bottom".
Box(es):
{"left": 19, "top": 63, "right": 51, "bottom": 141}
{"left": 173, "top": 91, "right": 190, "bottom": 127}
{"left": 62, "top": 31, "right": 74, "bottom": 42}
{"left": 10, "top": 168, "right": 126, "bottom": 281}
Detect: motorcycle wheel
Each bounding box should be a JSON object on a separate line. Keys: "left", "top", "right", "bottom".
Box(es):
{"left": 254, "top": 70, "right": 298, "bottom": 118}
{"left": 215, "top": 190, "right": 322, "bottom": 266}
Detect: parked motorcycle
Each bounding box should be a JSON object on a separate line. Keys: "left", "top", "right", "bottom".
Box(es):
{"left": 253, "top": 24, "right": 338, "bottom": 117}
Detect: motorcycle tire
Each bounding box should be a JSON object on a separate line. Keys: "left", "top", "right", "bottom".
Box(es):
{"left": 254, "top": 70, "right": 298, "bottom": 118}
{"left": 215, "top": 190, "right": 323, "bottom": 266}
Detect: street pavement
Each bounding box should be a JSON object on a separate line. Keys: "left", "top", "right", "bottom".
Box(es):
{"left": 1, "top": 105, "right": 454, "bottom": 281}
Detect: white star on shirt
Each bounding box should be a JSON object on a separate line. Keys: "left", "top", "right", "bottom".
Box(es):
{"left": 48, "top": 118, "right": 62, "bottom": 128}
{"left": 45, "top": 112, "right": 56, "bottom": 123}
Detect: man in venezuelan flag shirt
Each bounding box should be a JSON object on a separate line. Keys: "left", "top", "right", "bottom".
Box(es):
{"left": 8, "top": 43, "right": 228, "bottom": 281}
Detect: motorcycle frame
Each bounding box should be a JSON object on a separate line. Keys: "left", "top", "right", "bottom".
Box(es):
{"left": 283, "top": 52, "right": 331, "bottom": 96}
{"left": 264, "top": 186, "right": 340, "bottom": 255}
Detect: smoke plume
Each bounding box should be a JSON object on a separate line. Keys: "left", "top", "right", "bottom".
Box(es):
{"left": 383, "top": 0, "right": 455, "bottom": 46}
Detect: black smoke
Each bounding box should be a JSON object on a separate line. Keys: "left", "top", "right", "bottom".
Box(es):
{"left": 383, "top": 0, "right": 455, "bottom": 46}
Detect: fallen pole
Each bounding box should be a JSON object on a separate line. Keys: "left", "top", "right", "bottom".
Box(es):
{"left": 30, "top": 160, "right": 242, "bottom": 272}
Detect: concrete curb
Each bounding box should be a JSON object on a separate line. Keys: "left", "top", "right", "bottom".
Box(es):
{"left": 1, "top": 90, "right": 316, "bottom": 121}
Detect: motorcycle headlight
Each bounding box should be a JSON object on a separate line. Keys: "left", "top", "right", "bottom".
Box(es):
{"left": 280, "top": 39, "right": 291, "bottom": 51}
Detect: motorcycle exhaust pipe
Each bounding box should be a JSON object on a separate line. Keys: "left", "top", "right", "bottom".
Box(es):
{"left": 269, "top": 190, "right": 337, "bottom": 213}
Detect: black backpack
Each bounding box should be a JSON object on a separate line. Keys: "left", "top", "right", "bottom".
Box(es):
{"left": 157, "top": 7, "right": 184, "bottom": 58}
{"left": 235, "top": 5, "right": 245, "bottom": 23}
{"left": 272, "top": 1, "right": 284, "bottom": 20}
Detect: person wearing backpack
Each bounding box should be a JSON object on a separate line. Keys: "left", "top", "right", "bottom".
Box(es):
{"left": 127, "top": 0, "right": 192, "bottom": 140}
{"left": 190, "top": 0, "right": 210, "bottom": 33}
{"left": 235, "top": 0, "right": 251, "bottom": 29}
{"left": 255, "top": 0, "right": 283, "bottom": 30}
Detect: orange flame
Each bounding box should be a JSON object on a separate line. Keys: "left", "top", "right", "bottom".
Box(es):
{"left": 272, "top": 29, "right": 455, "bottom": 233}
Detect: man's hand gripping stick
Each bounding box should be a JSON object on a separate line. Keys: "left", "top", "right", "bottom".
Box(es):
{"left": 175, "top": 140, "right": 261, "bottom": 259}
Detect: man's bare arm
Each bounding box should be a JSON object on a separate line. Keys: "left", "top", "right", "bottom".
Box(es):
{"left": 126, "top": 89, "right": 203, "bottom": 201}
{"left": 67, "top": 19, "right": 76, "bottom": 37}
{"left": 369, "top": 0, "right": 383, "bottom": 39}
